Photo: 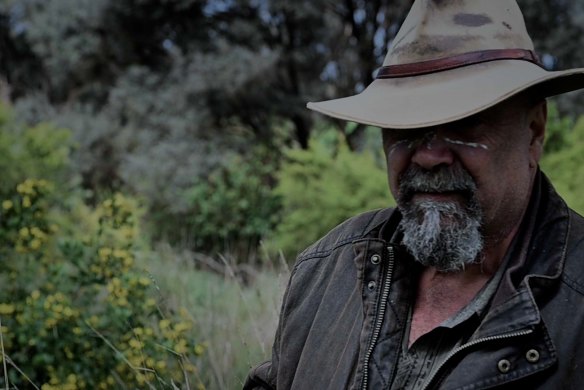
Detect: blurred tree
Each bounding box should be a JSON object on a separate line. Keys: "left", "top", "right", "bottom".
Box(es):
{"left": 1, "top": 0, "right": 584, "bottom": 254}
{"left": 518, "top": 0, "right": 584, "bottom": 114}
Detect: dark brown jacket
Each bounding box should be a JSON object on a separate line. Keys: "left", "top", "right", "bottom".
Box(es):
{"left": 245, "top": 173, "right": 584, "bottom": 389}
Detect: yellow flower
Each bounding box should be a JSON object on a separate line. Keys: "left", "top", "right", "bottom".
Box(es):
{"left": 22, "top": 196, "right": 32, "bottom": 208}
{"left": 174, "top": 339, "right": 188, "bottom": 354}
{"left": 45, "top": 318, "right": 57, "bottom": 328}
{"left": 174, "top": 321, "right": 191, "bottom": 333}
{"left": 88, "top": 315, "right": 99, "bottom": 326}
{"left": 98, "top": 247, "right": 112, "bottom": 258}
{"left": 113, "top": 249, "right": 127, "bottom": 258}
{"left": 194, "top": 344, "right": 205, "bottom": 356}
{"left": 123, "top": 257, "right": 134, "bottom": 268}
{"left": 29, "top": 238, "right": 42, "bottom": 250}
{"left": 19, "top": 227, "right": 30, "bottom": 238}
{"left": 2, "top": 200, "right": 12, "bottom": 210}
{"left": 0, "top": 303, "right": 15, "bottom": 315}
{"left": 159, "top": 319, "right": 171, "bottom": 330}
{"left": 117, "top": 297, "right": 128, "bottom": 307}
{"left": 128, "top": 338, "right": 143, "bottom": 349}
{"left": 31, "top": 290, "right": 41, "bottom": 300}
{"left": 31, "top": 227, "right": 45, "bottom": 238}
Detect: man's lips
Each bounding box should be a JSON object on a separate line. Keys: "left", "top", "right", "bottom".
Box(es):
{"left": 411, "top": 191, "right": 468, "bottom": 203}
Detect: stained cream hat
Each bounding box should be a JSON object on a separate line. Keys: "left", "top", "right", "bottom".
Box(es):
{"left": 307, "top": 0, "right": 584, "bottom": 129}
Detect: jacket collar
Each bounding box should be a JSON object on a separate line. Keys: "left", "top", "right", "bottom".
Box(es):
{"left": 471, "top": 169, "right": 570, "bottom": 338}
{"left": 360, "top": 169, "right": 571, "bottom": 337}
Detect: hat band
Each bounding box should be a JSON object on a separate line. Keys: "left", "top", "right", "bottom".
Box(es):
{"left": 376, "top": 49, "right": 543, "bottom": 79}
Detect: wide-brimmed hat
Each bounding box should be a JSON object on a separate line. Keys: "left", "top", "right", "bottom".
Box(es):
{"left": 307, "top": 0, "right": 584, "bottom": 129}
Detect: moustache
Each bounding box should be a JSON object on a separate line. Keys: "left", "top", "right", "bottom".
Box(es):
{"left": 398, "top": 165, "right": 478, "bottom": 203}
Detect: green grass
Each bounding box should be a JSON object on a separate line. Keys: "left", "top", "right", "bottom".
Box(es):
{"left": 138, "top": 245, "right": 289, "bottom": 390}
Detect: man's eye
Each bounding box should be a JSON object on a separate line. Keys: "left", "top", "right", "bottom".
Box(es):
{"left": 449, "top": 115, "right": 483, "bottom": 133}
{"left": 385, "top": 129, "right": 425, "bottom": 142}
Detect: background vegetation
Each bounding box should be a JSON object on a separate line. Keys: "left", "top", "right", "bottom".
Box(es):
{"left": 0, "top": 0, "right": 583, "bottom": 388}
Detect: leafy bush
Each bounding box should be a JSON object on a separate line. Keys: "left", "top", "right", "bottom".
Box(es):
{"left": 269, "top": 140, "right": 394, "bottom": 259}
{"left": 543, "top": 102, "right": 574, "bottom": 154}
{"left": 541, "top": 115, "right": 584, "bottom": 215}
{"left": 0, "top": 106, "right": 205, "bottom": 389}
{"left": 178, "top": 148, "right": 281, "bottom": 258}
{"left": 0, "top": 105, "right": 73, "bottom": 195}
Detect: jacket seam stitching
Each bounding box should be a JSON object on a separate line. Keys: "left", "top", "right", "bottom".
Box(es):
{"left": 293, "top": 237, "right": 356, "bottom": 271}
{"left": 559, "top": 274, "right": 584, "bottom": 296}
{"left": 294, "top": 209, "right": 385, "bottom": 267}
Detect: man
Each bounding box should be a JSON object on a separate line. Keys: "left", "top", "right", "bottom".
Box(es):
{"left": 245, "top": 0, "right": 584, "bottom": 389}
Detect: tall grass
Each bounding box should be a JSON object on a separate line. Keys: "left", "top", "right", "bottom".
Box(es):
{"left": 138, "top": 245, "right": 289, "bottom": 390}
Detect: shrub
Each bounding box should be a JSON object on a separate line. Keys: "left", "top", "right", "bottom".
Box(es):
{"left": 179, "top": 148, "right": 281, "bottom": 259}
{"left": 541, "top": 115, "right": 584, "bottom": 215}
{"left": 269, "top": 140, "right": 394, "bottom": 259}
{"left": 0, "top": 105, "right": 73, "bottom": 196}
{"left": 0, "top": 105, "right": 205, "bottom": 389}
{"left": 0, "top": 183, "right": 205, "bottom": 389}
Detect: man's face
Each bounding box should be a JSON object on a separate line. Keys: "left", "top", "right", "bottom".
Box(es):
{"left": 382, "top": 96, "right": 546, "bottom": 271}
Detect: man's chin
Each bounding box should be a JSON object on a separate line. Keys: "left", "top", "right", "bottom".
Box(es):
{"left": 398, "top": 200, "right": 484, "bottom": 272}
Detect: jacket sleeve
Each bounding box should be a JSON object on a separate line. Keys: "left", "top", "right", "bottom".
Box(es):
{"left": 243, "top": 360, "right": 276, "bottom": 390}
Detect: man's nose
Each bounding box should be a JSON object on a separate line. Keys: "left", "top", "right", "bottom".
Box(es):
{"left": 410, "top": 132, "right": 455, "bottom": 169}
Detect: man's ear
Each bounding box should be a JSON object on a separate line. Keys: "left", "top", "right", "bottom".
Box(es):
{"left": 529, "top": 99, "right": 547, "bottom": 167}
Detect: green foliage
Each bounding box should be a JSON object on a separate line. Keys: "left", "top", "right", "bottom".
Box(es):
{"left": 543, "top": 103, "right": 574, "bottom": 154}
{"left": 541, "top": 115, "right": 584, "bottom": 215}
{"left": 180, "top": 149, "right": 281, "bottom": 257}
{"left": 0, "top": 105, "right": 73, "bottom": 194}
{"left": 270, "top": 139, "right": 394, "bottom": 259}
{"left": 0, "top": 106, "right": 205, "bottom": 389}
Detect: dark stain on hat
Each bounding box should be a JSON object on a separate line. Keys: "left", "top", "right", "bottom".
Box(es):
{"left": 432, "top": 0, "right": 464, "bottom": 8}
{"left": 454, "top": 13, "right": 492, "bottom": 27}
{"left": 494, "top": 32, "right": 524, "bottom": 47}
{"left": 393, "top": 35, "right": 478, "bottom": 59}
{"left": 502, "top": 21, "right": 512, "bottom": 30}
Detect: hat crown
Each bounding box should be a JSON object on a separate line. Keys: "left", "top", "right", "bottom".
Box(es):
{"left": 385, "top": 0, "right": 535, "bottom": 66}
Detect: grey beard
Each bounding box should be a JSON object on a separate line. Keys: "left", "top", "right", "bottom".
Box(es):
{"left": 397, "top": 166, "right": 484, "bottom": 272}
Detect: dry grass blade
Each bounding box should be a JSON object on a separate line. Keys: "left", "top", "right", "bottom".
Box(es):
{"left": 85, "top": 321, "right": 156, "bottom": 374}
{"left": 0, "top": 317, "right": 8, "bottom": 390}
{"left": 4, "top": 356, "right": 39, "bottom": 390}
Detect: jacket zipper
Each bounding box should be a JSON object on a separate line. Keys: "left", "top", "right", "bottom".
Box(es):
{"left": 420, "top": 328, "right": 534, "bottom": 390}
{"left": 361, "top": 246, "right": 395, "bottom": 390}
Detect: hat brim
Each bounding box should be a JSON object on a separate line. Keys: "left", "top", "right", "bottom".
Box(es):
{"left": 307, "top": 61, "right": 584, "bottom": 129}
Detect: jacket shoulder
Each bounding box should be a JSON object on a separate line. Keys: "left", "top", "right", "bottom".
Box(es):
{"left": 295, "top": 207, "right": 394, "bottom": 266}
{"left": 560, "top": 209, "right": 584, "bottom": 295}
